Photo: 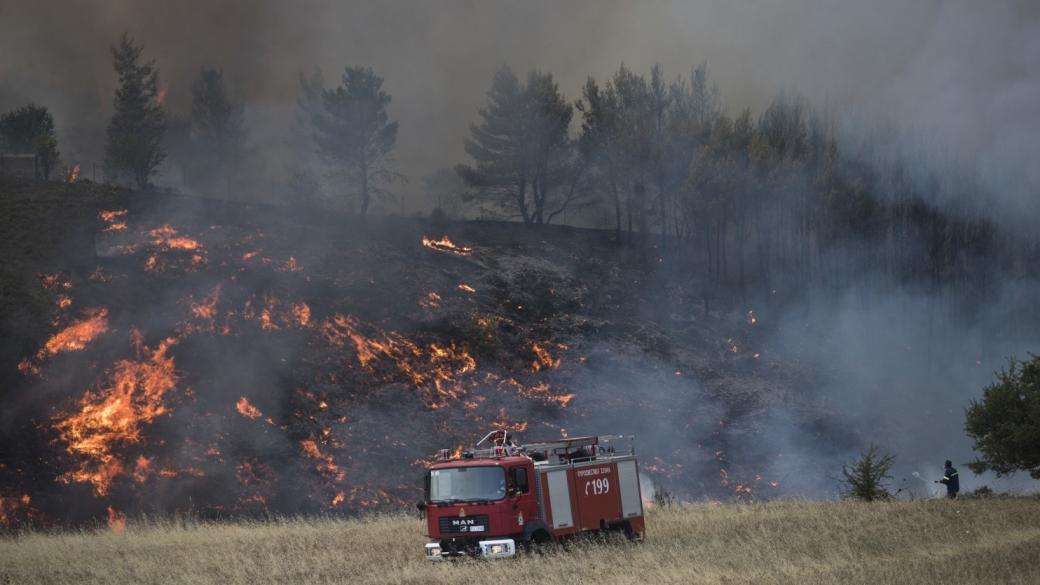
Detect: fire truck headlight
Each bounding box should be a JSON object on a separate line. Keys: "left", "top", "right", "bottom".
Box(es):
{"left": 424, "top": 543, "right": 443, "bottom": 560}
{"left": 478, "top": 539, "right": 515, "bottom": 558}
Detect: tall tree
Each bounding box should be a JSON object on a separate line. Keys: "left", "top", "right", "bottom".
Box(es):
{"left": 188, "top": 67, "right": 246, "bottom": 191}
{"left": 314, "top": 66, "right": 399, "bottom": 218}
{"left": 458, "top": 68, "right": 579, "bottom": 224}
{"left": 966, "top": 356, "right": 1040, "bottom": 479}
{"left": 577, "top": 64, "right": 658, "bottom": 241}
{"left": 104, "top": 33, "right": 166, "bottom": 189}
{"left": 577, "top": 77, "right": 624, "bottom": 239}
{"left": 522, "top": 70, "right": 579, "bottom": 224}
{"left": 457, "top": 67, "right": 531, "bottom": 222}
{"left": 0, "top": 104, "right": 59, "bottom": 180}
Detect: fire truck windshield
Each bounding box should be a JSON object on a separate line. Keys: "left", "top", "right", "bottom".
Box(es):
{"left": 428, "top": 466, "right": 506, "bottom": 503}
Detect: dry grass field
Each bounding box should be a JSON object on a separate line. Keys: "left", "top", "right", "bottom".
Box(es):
{"left": 2, "top": 498, "right": 1039, "bottom": 585}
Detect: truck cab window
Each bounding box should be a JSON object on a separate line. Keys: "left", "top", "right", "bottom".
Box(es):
{"left": 509, "top": 467, "right": 529, "bottom": 494}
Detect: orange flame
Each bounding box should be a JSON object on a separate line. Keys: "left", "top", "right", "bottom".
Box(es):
{"left": 107, "top": 506, "right": 126, "bottom": 533}
{"left": 531, "top": 343, "right": 561, "bottom": 371}
{"left": 182, "top": 285, "right": 228, "bottom": 335}
{"left": 0, "top": 493, "right": 34, "bottom": 527}
{"left": 132, "top": 455, "right": 153, "bottom": 483}
{"left": 149, "top": 226, "right": 200, "bottom": 251}
{"left": 34, "top": 307, "right": 109, "bottom": 362}
{"left": 457, "top": 283, "right": 476, "bottom": 293}
{"left": 99, "top": 209, "right": 128, "bottom": 223}
{"left": 421, "top": 235, "right": 472, "bottom": 256}
{"left": 419, "top": 291, "right": 441, "bottom": 310}
{"left": 54, "top": 332, "right": 179, "bottom": 496}
{"left": 236, "top": 397, "right": 263, "bottom": 419}
{"left": 66, "top": 163, "right": 81, "bottom": 183}
{"left": 291, "top": 302, "right": 311, "bottom": 327}
{"left": 300, "top": 437, "right": 345, "bottom": 482}
{"left": 320, "top": 314, "right": 476, "bottom": 408}
{"left": 98, "top": 209, "right": 129, "bottom": 232}
{"left": 282, "top": 256, "right": 301, "bottom": 272}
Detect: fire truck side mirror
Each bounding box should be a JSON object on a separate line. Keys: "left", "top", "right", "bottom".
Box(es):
{"left": 416, "top": 501, "right": 426, "bottom": 512}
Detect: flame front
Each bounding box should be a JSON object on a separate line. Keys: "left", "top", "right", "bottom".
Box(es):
{"left": 421, "top": 235, "right": 473, "bottom": 256}
{"left": 54, "top": 332, "right": 179, "bottom": 496}
{"left": 22, "top": 308, "right": 110, "bottom": 374}
{"left": 66, "top": 163, "right": 81, "bottom": 183}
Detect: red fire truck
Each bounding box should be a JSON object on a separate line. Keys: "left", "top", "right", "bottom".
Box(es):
{"left": 420, "top": 430, "right": 646, "bottom": 560}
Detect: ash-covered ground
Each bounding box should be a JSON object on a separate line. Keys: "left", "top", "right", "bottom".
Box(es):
{"left": 0, "top": 175, "right": 980, "bottom": 528}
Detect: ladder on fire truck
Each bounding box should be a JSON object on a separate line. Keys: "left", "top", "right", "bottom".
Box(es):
{"left": 443, "top": 430, "right": 635, "bottom": 465}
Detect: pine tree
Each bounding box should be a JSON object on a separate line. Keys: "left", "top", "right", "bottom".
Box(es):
{"left": 188, "top": 67, "right": 246, "bottom": 191}
{"left": 313, "top": 66, "right": 399, "bottom": 218}
{"left": 104, "top": 33, "right": 166, "bottom": 188}
{"left": 458, "top": 67, "right": 578, "bottom": 224}
{"left": 456, "top": 67, "right": 530, "bottom": 222}
{"left": 842, "top": 445, "right": 895, "bottom": 501}
{"left": 966, "top": 355, "right": 1040, "bottom": 478}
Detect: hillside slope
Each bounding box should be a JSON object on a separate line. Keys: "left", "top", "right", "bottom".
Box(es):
{"left": 3, "top": 499, "right": 1039, "bottom": 585}
{"left": 1, "top": 176, "right": 839, "bottom": 527}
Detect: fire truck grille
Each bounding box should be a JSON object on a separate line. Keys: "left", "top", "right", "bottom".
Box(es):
{"left": 438, "top": 514, "right": 490, "bottom": 534}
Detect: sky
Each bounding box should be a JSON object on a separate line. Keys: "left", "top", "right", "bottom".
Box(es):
{"left": 0, "top": 0, "right": 1037, "bottom": 219}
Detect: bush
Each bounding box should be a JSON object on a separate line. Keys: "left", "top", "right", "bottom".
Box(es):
{"left": 842, "top": 444, "right": 895, "bottom": 501}
{"left": 461, "top": 312, "right": 498, "bottom": 350}
{"left": 967, "top": 485, "right": 994, "bottom": 499}
{"left": 0, "top": 104, "right": 59, "bottom": 179}
{"left": 651, "top": 484, "right": 677, "bottom": 508}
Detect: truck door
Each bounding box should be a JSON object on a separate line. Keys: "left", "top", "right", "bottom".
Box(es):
{"left": 506, "top": 464, "right": 538, "bottom": 534}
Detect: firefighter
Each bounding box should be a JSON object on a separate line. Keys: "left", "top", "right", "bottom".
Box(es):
{"left": 935, "top": 460, "right": 960, "bottom": 498}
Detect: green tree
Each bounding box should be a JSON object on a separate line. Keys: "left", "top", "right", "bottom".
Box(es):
{"left": 104, "top": 33, "right": 166, "bottom": 188}
{"left": 458, "top": 67, "right": 579, "bottom": 224}
{"left": 841, "top": 444, "right": 895, "bottom": 501}
{"left": 0, "top": 104, "right": 59, "bottom": 180}
{"left": 577, "top": 76, "right": 624, "bottom": 239}
{"left": 314, "top": 66, "right": 399, "bottom": 218}
{"left": 966, "top": 356, "right": 1040, "bottom": 479}
{"left": 188, "top": 67, "right": 246, "bottom": 191}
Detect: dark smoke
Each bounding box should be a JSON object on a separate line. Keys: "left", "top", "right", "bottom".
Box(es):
{"left": 1, "top": 1, "right": 1038, "bottom": 527}
{"left": 1, "top": 1, "right": 1036, "bottom": 220}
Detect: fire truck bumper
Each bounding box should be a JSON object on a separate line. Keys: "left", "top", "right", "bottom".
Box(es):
{"left": 424, "top": 538, "right": 516, "bottom": 560}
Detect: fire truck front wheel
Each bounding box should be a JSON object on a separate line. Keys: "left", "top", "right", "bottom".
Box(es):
{"left": 520, "top": 529, "right": 555, "bottom": 555}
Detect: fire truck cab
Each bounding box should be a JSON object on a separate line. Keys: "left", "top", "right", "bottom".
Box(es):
{"left": 421, "top": 431, "right": 645, "bottom": 560}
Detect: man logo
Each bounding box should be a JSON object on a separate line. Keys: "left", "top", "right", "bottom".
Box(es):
{"left": 451, "top": 518, "right": 476, "bottom": 527}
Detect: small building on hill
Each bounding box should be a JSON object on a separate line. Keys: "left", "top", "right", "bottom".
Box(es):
{"left": 0, "top": 153, "right": 40, "bottom": 179}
